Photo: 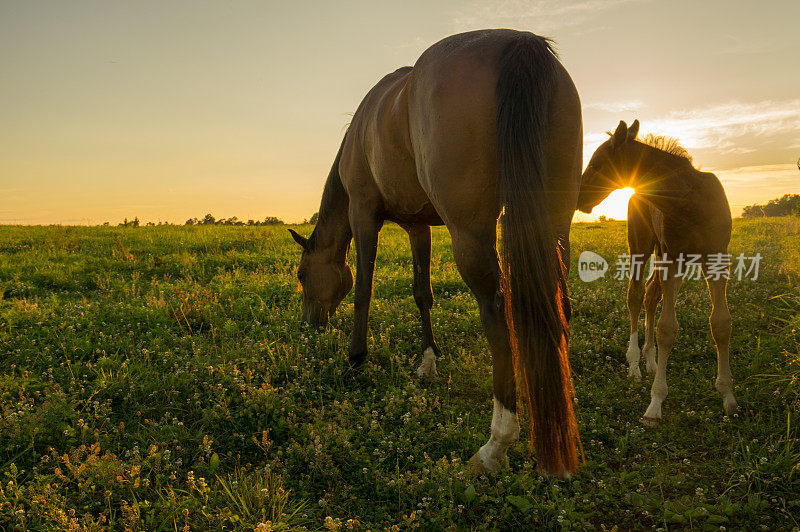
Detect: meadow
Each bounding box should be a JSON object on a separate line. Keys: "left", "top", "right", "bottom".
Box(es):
{"left": 0, "top": 218, "right": 798, "bottom": 530}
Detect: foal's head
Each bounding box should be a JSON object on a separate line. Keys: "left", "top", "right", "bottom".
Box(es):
{"left": 289, "top": 229, "right": 353, "bottom": 327}
{"left": 576, "top": 119, "right": 640, "bottom": 213}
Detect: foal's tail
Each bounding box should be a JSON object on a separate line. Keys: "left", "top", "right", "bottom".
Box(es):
{"left": 495, "top": 34, "right": 580, "bottom": 475}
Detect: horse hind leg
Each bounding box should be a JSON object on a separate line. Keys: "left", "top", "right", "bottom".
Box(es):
{"left": 404, "top": 224, "right": 440, "bottom": 379}
{"left": 642, "top": 272, "right": 662, "bottom": 374}
{"left": 642, "top": 265, "right": 682, "bottom": 426}
{"left": 707, "top": 276, "right": 739, "bottom": 416}
{"left": 449, "top": 228, "right": 519, "bottom": 472}
{"left": 626, "top": 276, "right": 646, "bottom": 380}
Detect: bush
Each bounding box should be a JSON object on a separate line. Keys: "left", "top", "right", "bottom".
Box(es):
{"left": 742, "top": 194, "right": 800, "bottom": 217}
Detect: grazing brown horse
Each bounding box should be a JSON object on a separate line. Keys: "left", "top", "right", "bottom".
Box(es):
{"left": 289, "top": 29, "right": 583, "bottom": 476}
{"left": 577, "top": 120, "right": 739, "bottom": 425}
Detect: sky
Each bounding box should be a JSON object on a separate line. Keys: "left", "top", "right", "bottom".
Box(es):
{"left": 1, "top": 0, "right": 799, "bottom": 224}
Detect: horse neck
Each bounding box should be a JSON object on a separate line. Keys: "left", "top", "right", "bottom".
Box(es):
{"left": 311, "top": 148, "right": 352, "bottom": 263}
{"left": 627, "top": 143, "right": 694, "bottom": 192}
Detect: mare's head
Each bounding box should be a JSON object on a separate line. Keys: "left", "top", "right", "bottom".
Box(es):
{"left": 576, "top": 119, "right": 640, "bottom": 213}
{"left": 289, "top": 229, "right": 353, "bottom": 327}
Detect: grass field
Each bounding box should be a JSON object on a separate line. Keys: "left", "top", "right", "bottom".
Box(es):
{"left": 1, "top": 218, "right": 799, "bottom": 530}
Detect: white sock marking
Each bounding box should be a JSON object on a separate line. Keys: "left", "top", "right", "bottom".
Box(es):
{"left": 626, "top": 331, "right": 641, "bottom": 379}
{"left": 477, "top": 397, "right": 519, "bottom": 471}
{"left": 416, "top": 347, "right": 438, "bottom": 378}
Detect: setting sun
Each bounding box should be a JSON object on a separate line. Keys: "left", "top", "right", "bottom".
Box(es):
{"left": 591, "top": 187, "right": 635, "bottom": 220}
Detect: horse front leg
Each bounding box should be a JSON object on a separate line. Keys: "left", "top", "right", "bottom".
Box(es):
{"left": 347, "top": 209, "right": 382, "bottom": 369}
{"left": 625, "top": 211, "right": 655, "bottom": 380}
{"left": 706, "top": 275, "right": 739, "bottom": 416}
{"left": 405, "top": 224, "right": 440, "bottom": 378}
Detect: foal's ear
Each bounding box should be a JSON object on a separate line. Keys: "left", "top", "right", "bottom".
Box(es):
{"left": 627, "top": 119, "right": 640, "bottom": 141}
{"left": 611, "top": 120, "right": 628, "bottom": 150}
{"left": 288, "top": 228, "right": 308, "bottom": 250}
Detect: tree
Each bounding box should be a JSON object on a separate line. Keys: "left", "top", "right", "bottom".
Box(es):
{"left": 742, "top": 194, "right": 800, "bottom": 218}
{"left": 201, "top": 213, "right": 216, "bottom": 225}
{"left": 119, "top": 217, "right": 140, "bottom": 228}
{"left": 309, "top": 212, "right": 319, "bottom": 224}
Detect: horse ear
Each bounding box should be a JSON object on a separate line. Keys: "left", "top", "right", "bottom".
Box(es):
{"left": 627, "top": 119, "right": 640, "bottom": 141}
{"left": 288, "top": 228, "right": 308, "bottom": 250}
{"left": 611, "top": 120, "right": 628, "bottom": 150}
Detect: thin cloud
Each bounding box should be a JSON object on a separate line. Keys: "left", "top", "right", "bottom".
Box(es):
{"left": 710, "top": 163, "right": 799, "bottom": 187}
{"left": 583, "top": 99, "right": 800, "bottom": 166}
{"left": 583, "top": 132, "right": 609, "bottom": 153}
{"left": 585, "top": 100, "right": 644, "bottom": 112}
{"left": 643, "top": 100, "right": 800, "bottom": 152}
{"left": 709, "top": 164, "right": 800, "bottom": 213}
{"left": 453, "top": 0, "right": 648, "bottom": 32}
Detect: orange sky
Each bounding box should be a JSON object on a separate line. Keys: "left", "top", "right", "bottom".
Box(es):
{"left": 1, "top": 1, "right": 798, "bottom": 225}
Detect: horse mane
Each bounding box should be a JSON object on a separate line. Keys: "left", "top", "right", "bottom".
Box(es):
{"left": 638, "top": 133, "right": 693, "bottom": 163}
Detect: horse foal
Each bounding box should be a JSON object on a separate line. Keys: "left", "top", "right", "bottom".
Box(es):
{"left": 577, "top": 119, "right": 740, "bottom": 425}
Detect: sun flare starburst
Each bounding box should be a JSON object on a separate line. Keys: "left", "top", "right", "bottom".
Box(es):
{"left": 594, "top": 187, "right": 635, "bottom": 220}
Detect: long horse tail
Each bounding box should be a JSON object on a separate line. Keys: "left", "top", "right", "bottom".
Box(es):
{"left": 495, "top": 34, "right": 580, "bottom": 475}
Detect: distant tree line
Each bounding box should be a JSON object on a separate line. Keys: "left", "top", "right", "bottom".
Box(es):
{"left": 184, "top": 214, "right": 285, "bottom": 226}
{"left": 597, "top": 215, "right": 618, "bottom": 222}
{"left": 109, "top": 212, "right": 320, "bottom": 227}
{"left": 105, "top": 218, "right": 178, "bottom": 227}
{"left": 741, "top": 194, "right": 800, "bottom": 218}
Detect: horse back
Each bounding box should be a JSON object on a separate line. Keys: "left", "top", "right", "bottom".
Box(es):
{"left": 340, "top": 66, "right": 444, "bottom": 224}
{"left": 407, "top": 30, "right": 582, "bottom": 231}
{"left": 640, "top": 169, "right": 732, "bottom": 256}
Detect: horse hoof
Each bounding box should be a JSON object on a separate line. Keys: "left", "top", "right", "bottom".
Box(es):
{"left": 416, "top": 347, "right": 438, "bottom": 379}
{"left": 628, "top": 366, "right": 642, "bottom": 381}
{"left": 469, "top": 451, "right": 488, "bottom": 474}
{"left": 345, "top": 359, "right": 364, "bottom": 377}
{"left": 724, "top": 402, "right": 741, "bottom": 417}
{"left": 641, "top": 416, "right": 660, "bottom": 427}
{"left": 416, "top": 366, "right": 437, "bottom": 379}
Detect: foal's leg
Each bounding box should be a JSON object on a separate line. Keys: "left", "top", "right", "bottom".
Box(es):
{"left": 625, "top": 202, "right": 655, "bottom": 380}
{"left": 450, "top": 229, "right": 519, "bottom": 472}
{"left": 641, "top": 272, "right": 662, "bottom": 374}
{"left": 347, "top": 210, "right": 383, "bottom": 368}
{"left": 626, "top": 274, "right": 646, "bottom": 380}
{"left": 706, "top": 276, "right": 739, "bottom": 416}
{"left": 642, "top": 265, "right": 682, "bottom": 426}
{"left": 404, "top": 224, "right": 440, "bottom": 378}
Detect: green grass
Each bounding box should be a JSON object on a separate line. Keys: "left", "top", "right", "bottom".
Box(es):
{"left": 0, "top": 218, "right": 798, "bottom": 530}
